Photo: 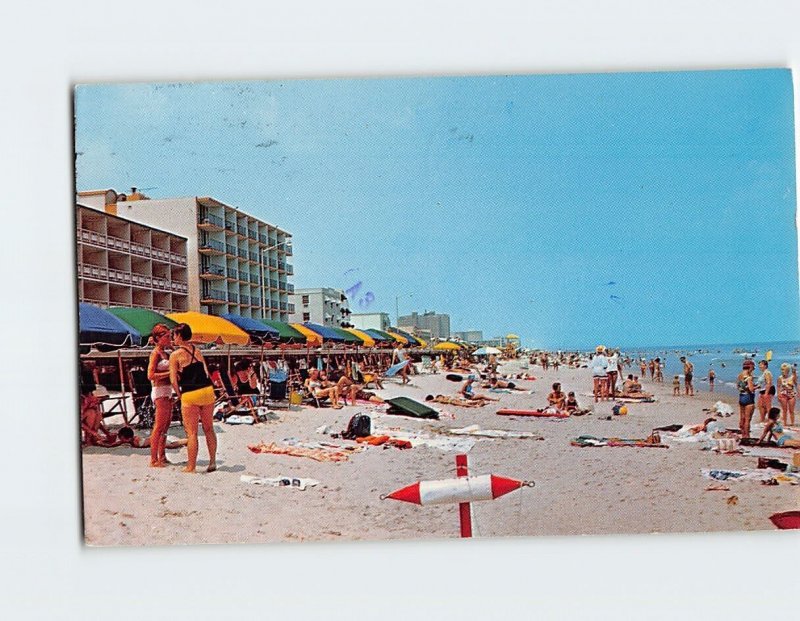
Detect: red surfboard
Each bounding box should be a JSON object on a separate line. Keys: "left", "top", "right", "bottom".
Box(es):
{"left": 496, "top": 408, "right": 569, "bottom": 418}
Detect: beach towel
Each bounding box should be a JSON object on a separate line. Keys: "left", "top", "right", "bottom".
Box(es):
{"left": 496, "top": 408, "right": 568, "bottom": 418}
{"left": 355, "top": 435, "right": 413, "bottom": 449}
{"left": 571, "top": 435, "right": 669, "bottom": 448}
{"left": 701, "top": 468, "right": 800, "bottom": 484}
{"left": 443, "top": 424, "right": 544, "bottom": 440}
{"left": 371, "top": 426, "right": 477, "bottom": 452}
{"left": 226, "top": 414, "right": 255, "bottom": 425}
{"left": 385, "top": 360, "right": 410, "bottom": 377}
{"left": 248, "top": 442, "right": 351, "bottom": 462}
{"left": 385, "top": 397, "right": 439, "bottom": 420}
{"left": 240, "top": 475, "right": 320, "bottom": 491}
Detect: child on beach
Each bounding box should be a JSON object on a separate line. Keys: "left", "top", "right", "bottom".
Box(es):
{"left": 758, "top": 407, "right": 800, "bottom": 447}
{"left": 672, "top": 375, "right": 681, "bottom": 396}
{"left": 708, "top": 367, "right": 716, "bottom": 392}
{"left": 547, "top": 382, "right": 566, "bottom": 410}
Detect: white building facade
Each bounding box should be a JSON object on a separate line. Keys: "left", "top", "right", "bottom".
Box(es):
{"left": 79, "top": 190, "right": 294, "bottom": 321}
{"left": 350, "top": 312, "right": 391, "bottom": 332}
{"left": 289, "top": 288, "right": 351, "bottom": 327}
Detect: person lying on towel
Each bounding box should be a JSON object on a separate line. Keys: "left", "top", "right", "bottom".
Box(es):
{"left": 482, "top": 377, "right": 526, "bottom": 391}
{"left": 620, "top": 374, "right": 654, "bottom": 399}
{"left": 426, "top": 394, "right": 486, "bottom": 408}
{"left": 89, "top": 425, "right": 188, "bottom": 449}
{"left": 459, "top": 376, "right": 499, "bottom": 403}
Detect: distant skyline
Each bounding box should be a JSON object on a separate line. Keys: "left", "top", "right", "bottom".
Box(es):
{"left": 75, "top": 69, "right": 799, "bottom": 348}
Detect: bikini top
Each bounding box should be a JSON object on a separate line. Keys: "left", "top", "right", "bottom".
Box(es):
{"left": 737, "top": 377, "right": 752, "bottom": 393}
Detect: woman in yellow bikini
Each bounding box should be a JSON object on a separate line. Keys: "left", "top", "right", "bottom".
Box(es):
{"left": 776, "top": 362, "right": 796, "bottom": 426}
{"left": 169, "top": 323, "right": 217, "bottom": 473}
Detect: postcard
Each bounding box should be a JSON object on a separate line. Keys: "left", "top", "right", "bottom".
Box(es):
{"left": 75, "top": 68, "right": 799, "bottom": 546}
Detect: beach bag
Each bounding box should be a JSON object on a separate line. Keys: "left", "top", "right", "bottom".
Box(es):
{"left": 342, "top": 413, "right": 371, "bottom": 439}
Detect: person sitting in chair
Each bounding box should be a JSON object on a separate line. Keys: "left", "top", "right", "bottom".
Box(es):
{"left": 304, "top": 369, "right": 343, "bottom": 409}
{"left": 230, "top": 359, "right": 260, "bottom": 414}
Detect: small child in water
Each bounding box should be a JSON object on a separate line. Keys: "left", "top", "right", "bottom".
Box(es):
{"left": 672, "top": 375, "right": 681, "bottom": 396}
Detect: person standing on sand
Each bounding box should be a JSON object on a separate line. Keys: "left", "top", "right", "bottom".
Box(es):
{"left": 169, "top": 323, "right": 217, "bottom": 474}
{"left": 755, "top": 360, "right": 774, "bottom": 423}
{"left": 590, "top": 346, "right": 609, "bottom": 402}
{"left": 639, "top": 358, "right": 647, "bottom": 379}
{"left": 708, "top": 367, "right": 716, "bottom": 392}
{"left": 776, "top": 363, "right": 796, "bottom": 426}
{"left": 606, "top": 349, "right": 620, "bottom": 398}
{"left": 680, "top": 357, "right": 694, "bottom": 396}
{"left": 648, "top": 359, "right": 655, "bottom": 380}
{"left": 737, "top": 359, "right": 757, "bottom": 439}
{"left": 147, "top": 324, "right": 174, "bottom": 468}
{"left": 655, "top": 357, "right": 664, "bottom": 383}
{"left": 391, "top": 342, "right": 410, "bottom": 385}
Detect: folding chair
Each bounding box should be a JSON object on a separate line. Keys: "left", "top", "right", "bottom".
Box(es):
{"left": 127, "top": 366, "right": 155, "bottom": 429}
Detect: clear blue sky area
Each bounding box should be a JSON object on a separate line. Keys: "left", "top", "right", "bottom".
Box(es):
{"left": 75, "top": 68, "right": 798, "bottom": 348}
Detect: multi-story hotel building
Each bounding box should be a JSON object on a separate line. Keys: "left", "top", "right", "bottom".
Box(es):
{"left": 288, "top": 288, "right": 351, "bottom": 327}
{"left": 78, "top": 189, "right": 295, "bottom": 321}
{"left": 350, "top": 312, "right": 391, "bottom": 332}
{"left": 76, "top": 197, "right": 189, "bottom": 313}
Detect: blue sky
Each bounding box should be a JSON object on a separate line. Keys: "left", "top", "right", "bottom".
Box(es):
{"left": 75, "top": 69, "right": 798, "bottom": 348}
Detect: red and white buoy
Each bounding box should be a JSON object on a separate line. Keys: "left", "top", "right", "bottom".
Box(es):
{"left": 382, "top": 454, "right": 534, "bottom": 537}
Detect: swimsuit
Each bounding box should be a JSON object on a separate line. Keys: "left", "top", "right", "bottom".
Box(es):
{"left": 151, "top": 353, "right": 173, "bottom": 400}
{"left": 779, "top": 375, "right": 796, "bottom": 399}
{"left": 738, "top": 377, "right": 755, "bottom": 406}
{"left": 770, "top": 422, "right": 793, "bottom": 446}
{"left": 177, "top": 346, "right": 214, "bottom": 406}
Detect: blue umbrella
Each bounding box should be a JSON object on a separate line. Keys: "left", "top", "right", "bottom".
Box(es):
{"left": 79, "top": 303, "right": 141, "bottom": 349}
{"left": 303, "top": 322, "right": 346, "bottom": 342}
{"left": 221, "top": 313, "right": 280, "bottom": 341}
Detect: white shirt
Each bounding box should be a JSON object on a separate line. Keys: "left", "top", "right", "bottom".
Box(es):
{"left": 590, "top": 354, "right": 608, "bottom": 377}
{"left": 606, "top": 354, "right": 619, "bottom": 373}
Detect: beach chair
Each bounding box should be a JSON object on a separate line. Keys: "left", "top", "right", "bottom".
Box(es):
{"left": 127, "top": 366, "right": 155, "bottom": 429}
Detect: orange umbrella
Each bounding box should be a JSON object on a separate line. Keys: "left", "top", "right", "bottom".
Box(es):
{"left": 290, "top": 323, "right": 323, "bottom": 346}
{"left": 166, "top": 311, "right": 249, "bottom": 345}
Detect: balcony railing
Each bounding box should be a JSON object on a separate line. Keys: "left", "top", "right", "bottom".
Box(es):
{"left": 225, "top": 243, "right": 237, "bottom": 256}
{"left": 202, "top": 288, "right": 227, "bottom": 301}
{"left": 228, "top": 292, "right": 239, "bottom": 304}
{"left": 227, "top": 268, "right": 238, "bottom": 280}
{"left": 251, "top": 297, "right": 261, "bottom": 307}
{"left": 198, "top": 213, "right": 224, "bottom": 228}
{"left": 269, "top": 258, "right": 278, "bottom": 269}
{"left": 79, "top": 263, "right": 188, "bottom": 293}
{"left": 249, "top": 273, "right": 260, "bottom": 284}
{"left": 248, "top": 252, "right": 258, "bottom": 262}
{"left": 224, "top": 221, "right": 236, "bottom": 233}
{"left": 237, "top": 225, "right": 248, "bottom": 236}
{"left": 200, "top": 239, "right": 225, "bottom": 253}
{"left": 106, "top": 234, "right": 130, "bottom": 253}
{"left": 201, "top": 265, "right": 225, "bottom": 277}
{"left": 237, "top": 248, "right": 248, "bottom": 259}
{"left": 270, "top": 279, "right": 279, "bottom": 289}
{"left": 240, "top": 294, "right": 250, "bottom": 305}
{"left": 287, "top": 283, "right": 295, "bottom": 293}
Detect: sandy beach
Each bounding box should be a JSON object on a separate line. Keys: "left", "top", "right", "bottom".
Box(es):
{"left": 82, "top": 360, "right": 798, "bottom": 546}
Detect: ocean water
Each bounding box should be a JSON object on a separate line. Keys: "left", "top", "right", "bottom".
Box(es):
{"left": 622, "top": 341, "right": 800, "bottom": 397}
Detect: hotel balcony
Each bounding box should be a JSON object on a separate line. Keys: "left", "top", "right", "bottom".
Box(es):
{"left": 286, "top": 263, "right": 294, "bottom": 275}
{"left": 201, "top": 288, "right": 227, "bottom": 303}
{"left": 199, "top": 239, "right": 225, "bottom": 255}
{"left": 200, "top": 265, "right": 225, "bottom": 280}
{"left": 236, "top": 224, "right": 249, "bottom": 238}
{"left": 197, "top": 213, "right": 224, "bottom": 231}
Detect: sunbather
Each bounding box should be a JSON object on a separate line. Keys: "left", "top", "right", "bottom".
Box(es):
{"left": 425, "top": 394, "right": 485, "bottom": 408}
{"left": 81, "top": 392, "right": 111, "bottom": 446}
{"left": 482, "top": 378, "right": 525, "bottom": 391}
{"left": 547, "top": 382, "right": 566, "bottom": 410}
{"left": 230, "top": 359, "right": 260, "bottom": 414}
{"left": 93, "top": 425, "right": 189, "bottom": 449}
{"left": 459, "top": 376, "right": 499, "bottom": 402}
{"left": 620, "top": 374, "right": 654, "bottom": 399}
{"left": 304, "top": 369, "right": 343, "bottom": 408}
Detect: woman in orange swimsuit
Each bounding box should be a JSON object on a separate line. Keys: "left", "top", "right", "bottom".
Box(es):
{"left": 169, "top": 323, "right": 217, "bottom": 473}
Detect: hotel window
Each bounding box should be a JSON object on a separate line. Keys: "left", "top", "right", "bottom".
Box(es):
{"left": 302, "top": 295, "right": 309, "bottom": 305}
{"left": 302, "top": 312, "right": 311, "bottom": 322}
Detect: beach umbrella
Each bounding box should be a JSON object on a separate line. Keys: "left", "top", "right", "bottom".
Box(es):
{"left": 166, "top": 311, "right": 250, "bottom": 345}
{"left": 290, "top": 323, "right": 324, "bottom": 346}
{"left": 505, "top": 333, "right": 520, "bottom": 339}
{"left": 107, "top": 306, "right": 177, "bottom": 341}
{"left": 261, "top": 320, "right": 306, "bottom": 343}
{"left": 220, "top": 313, "right": 280, "bottom": 342}
{"left": 79, "top": 303, "right": 142, "bottom": 350}
{"left": 474, "top": 346, "right": 502, "bottom": 356}
{"left": 364, "top": 329, "right": 394, "bottom": 342}
{"left": 343, "top": 328, "right": 376, "bottom": 347}
{"left": 327, "top": 326, "right": 363, "bottom": 344}
{"left": 433, "top": 342, "right": 461, "bottom": 351}
{"left": 385, "top": 330, "right": 410, "bottom": 345}
{"left": 392, "top": 328, "right": 422, "bottom": 347}
{"left": 303, "top": 322, "right": 346, "bottom": 343}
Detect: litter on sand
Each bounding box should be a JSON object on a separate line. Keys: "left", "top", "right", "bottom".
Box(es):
{"left": 226, "top": 414, "right": 255, "bottom": 425}
{"left": 571, "top": 435, "right": 669, "bottom": 448}
{"left": 441, "top": 424, "right": 544, "bottom": 440}
{"left": 240, "top": 475, "right": 320, "bottom": 490}
{"left": 371, "top": 426, "right": 477, "bottom": 453}
{"left": 248, "top": 441, "right": 353, "bottom": 462}
{"left": 701, "top": 468, "right": 800, "bottom": 484}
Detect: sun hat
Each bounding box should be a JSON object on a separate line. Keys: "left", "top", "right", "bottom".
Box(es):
{"left": 595, "top": 345, "right": 605, "bottom": 353}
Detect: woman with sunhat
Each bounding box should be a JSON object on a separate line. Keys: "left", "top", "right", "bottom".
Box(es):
{"left": 590, "top": 346, "right": 609, "bottom": 403}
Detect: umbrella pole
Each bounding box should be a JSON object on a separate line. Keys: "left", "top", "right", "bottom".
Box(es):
{"left": 226, "top": 344, "right": 231, "bottom": 378}
{"left": 117, "top": 350, "right": 129, "bottom": 424}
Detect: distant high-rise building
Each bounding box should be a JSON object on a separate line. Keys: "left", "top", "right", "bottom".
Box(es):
{"left": 398, "top": 310, "right": 450, "bottom": 340}
{"left": 351, "top": 312, "right": 391, "bottom": 332}
{"left": 453, "top": 330, "right": 483, "bottom": 343}
{"left": 289, "top": 288, "right": 351, "bottom": 327}
{"left": 79, "top": 189, "right": 294, "bottom": 321}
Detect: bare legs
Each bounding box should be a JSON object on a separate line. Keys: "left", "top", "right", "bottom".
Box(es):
{"left": 778, "top": 395, "right": 795, "bottom": 426}
{"left": 149, "top": 396, "right": 172, "bottom": 467}
{"left": 739, "top": 403, "right": 755, "bottom": 439}
{"left": 181, "top": 402, "right": 217, "bottom": 473}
